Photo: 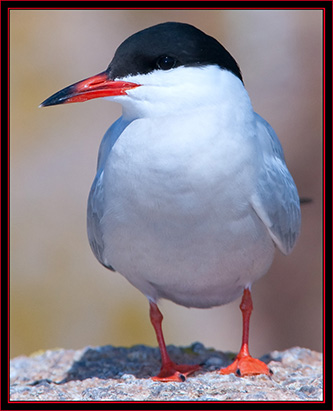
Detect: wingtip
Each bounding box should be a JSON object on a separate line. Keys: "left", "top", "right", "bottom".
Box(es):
{"left": 300, "top": 197, "right": 312, "bottom": 204}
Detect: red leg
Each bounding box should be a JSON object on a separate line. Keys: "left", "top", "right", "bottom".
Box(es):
{"left": 220, "top": 288, "right": 272, "bottom": 377}
{"left": 149, "top": 301, "right": 200, "bottom": 382}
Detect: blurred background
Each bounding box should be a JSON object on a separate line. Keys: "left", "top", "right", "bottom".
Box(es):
{"left": 10, "top": 9, "right": 323, "bottom": 359}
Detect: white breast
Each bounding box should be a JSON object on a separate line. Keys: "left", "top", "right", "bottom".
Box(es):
{"left": 87, "top": 67, "right": 276, "bottom": 308}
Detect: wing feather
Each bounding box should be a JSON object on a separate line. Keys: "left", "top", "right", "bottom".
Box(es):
{"left": 86, "top": 117, "right": 131, "bottom": 270}
{"left": 87, "top": 170, "right": 114, "bottom": 270}
{"left": 251, "top": 113, "right": 301, "bottom": 255}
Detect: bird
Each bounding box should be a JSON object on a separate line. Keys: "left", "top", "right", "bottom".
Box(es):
{"left": 40, "top": 22, "right": 301, "bottom": 382}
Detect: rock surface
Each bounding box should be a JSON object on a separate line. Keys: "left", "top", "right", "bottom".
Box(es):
{"left": 10, "top": 344, "right": 322, "bottom": 401}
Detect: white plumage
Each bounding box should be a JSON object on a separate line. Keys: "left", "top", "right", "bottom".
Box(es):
{"left": 87, "top": 66, "right": 300, "bottom": 308}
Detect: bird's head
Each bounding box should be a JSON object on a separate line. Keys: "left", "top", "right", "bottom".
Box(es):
{"left": 40, "top": 22, "right": 244, "bottom": 119}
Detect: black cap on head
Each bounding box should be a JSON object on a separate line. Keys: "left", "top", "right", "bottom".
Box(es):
{"left": 108, "top": 22, "right": 243, "bottom": 82}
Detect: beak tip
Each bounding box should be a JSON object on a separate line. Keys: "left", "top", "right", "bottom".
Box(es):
{"left": 39, "top": 95, "right": 66, "bottom": 107}
{"left": 39, "top": 97, "right": 53, "bottom": 108}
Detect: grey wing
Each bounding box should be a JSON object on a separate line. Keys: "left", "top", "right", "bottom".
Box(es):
{"left": 250, "top": 113, "right": 301, "bottom": 255}
{"left": 87, "top": 170, "right": 115, "bottom": 270}
{"left": 86, "top": 117, "right": 129, "bottom": 271}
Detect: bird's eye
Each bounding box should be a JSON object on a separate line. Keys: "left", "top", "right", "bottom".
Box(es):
{"left": 156, "top": 55, "right": 177, "bottom": 70}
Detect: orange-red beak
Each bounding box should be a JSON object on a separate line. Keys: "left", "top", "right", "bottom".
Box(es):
{"left": 40, "top": 70, "right": 140, "bottom": 107}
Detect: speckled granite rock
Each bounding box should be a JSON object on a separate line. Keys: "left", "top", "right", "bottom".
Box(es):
{"left": 10, "top": 344, "right": 323, "bottom": 401}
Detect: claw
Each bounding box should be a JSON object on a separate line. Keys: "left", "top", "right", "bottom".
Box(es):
{"left": 152, "top": 362, "right": 200, "bottom": 382}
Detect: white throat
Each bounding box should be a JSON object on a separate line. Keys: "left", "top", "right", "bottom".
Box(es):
{"left": 107, "top": 65, "right": 252, "bottom": 120}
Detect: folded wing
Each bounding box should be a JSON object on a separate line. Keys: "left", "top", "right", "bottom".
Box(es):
{"left": 251, "top": 113, "right": 301, "bottom": 255}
